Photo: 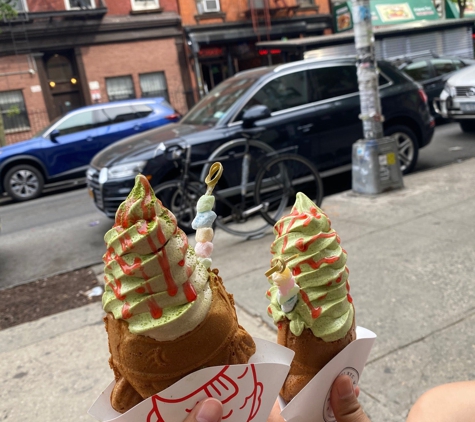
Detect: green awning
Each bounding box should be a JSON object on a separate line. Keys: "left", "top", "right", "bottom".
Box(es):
{"left": 333, "top": 0, "right": 439, "bottom": 33}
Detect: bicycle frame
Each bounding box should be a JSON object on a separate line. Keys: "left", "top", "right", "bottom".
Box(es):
{"left": 161, "top": 138, "right": 302, "bottom": 236}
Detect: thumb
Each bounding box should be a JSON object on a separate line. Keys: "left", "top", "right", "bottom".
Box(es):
{"left": 185, "top": 398, "right": 223, "bottom": 422}
{"left": 330, "top": 375, "right": 370, "bottom": 422}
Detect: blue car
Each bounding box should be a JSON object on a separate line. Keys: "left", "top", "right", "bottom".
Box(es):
{"left": 0, "top": 98, "right": 180, "bottom": 202}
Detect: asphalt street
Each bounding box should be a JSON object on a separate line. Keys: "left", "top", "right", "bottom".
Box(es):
{"left": 0, "top": 189, "right": 110, "bottom": 289}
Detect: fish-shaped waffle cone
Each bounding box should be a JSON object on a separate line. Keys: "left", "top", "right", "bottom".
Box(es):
{"left": 277, "top": 318, "right": 356, "bottom": 402}
{"left": 105, "top": 269, "right": 256, "bottom": 413}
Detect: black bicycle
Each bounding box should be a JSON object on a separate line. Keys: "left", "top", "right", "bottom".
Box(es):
{"left": 154, "top": 132, "right": 323, "bottom": 239}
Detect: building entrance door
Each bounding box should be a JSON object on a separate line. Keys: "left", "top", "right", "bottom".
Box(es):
{"left": 201, "top": 62, "right": 228, "bottom": 93}
{"left": 53, "top": 91, "right": 83, "bottom": 116}
{"left": 44, "top": 51, "right": 85, "bottom": 118}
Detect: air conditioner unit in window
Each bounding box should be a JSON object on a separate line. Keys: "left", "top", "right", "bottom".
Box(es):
{"left": 201, "top": 0, "right": 219, "bottom": 13}
{"left": 249, "top": 0, "right": 264, "bottom": 9}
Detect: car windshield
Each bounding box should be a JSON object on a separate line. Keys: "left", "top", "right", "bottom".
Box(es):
{"left": 33, "top": 115, "right": 63, "bottom": 137}
{"left": 181, "top": 76, "right": 257, "bottom": 126}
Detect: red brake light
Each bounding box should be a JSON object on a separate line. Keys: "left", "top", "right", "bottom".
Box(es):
{"left": 165, "top": 113, "right": 181, "bottom": 121}
{"left": 418, "top": 88, "right": 428, "bottom": 104}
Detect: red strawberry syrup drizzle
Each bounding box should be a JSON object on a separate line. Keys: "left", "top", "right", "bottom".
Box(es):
{"left": 147, "top": 298, "right": 163, "bottom": 319}
{"left": 299, "top": 290, "right": 322, "bottom": 319}
{"left": 106, "top": 276, "right": 126, "bottom": 301}
{"left": 183, "top": 281, "right": 198, "bottom": 302}
{"left": 121, "top": 302, "right": 133, "bottom": 319}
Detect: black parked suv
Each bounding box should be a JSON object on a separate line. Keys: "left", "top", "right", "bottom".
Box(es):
{"left": 88, "top": 57, "right": 435, "bottom": 218}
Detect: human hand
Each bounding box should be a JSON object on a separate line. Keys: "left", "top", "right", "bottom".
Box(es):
{"left": 330, "top": 375, "right": 370, "bottom": 422}
{"left": 183, "top": 398, "right": 223, "bottom": 422}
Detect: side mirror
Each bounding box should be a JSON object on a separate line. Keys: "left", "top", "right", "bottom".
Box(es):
{"left": 242, "top": 105, "right": 271, "bottom": 129}
{"left": 50, "top": 129, "right": 60, "bottom": 143}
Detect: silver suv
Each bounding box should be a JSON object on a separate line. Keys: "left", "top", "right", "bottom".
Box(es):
{"left": 434, "top": 64, "right": 475, "bottom": 132}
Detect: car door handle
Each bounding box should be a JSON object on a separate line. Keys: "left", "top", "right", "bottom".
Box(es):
{"left": 134, "top": 124, "right": 142, "bottom": 130}
{"left": 86, "top": 136, "right": 93, "bottom": 142}
{"left": 297, "top": 123, "right": 314, "bottom": 132}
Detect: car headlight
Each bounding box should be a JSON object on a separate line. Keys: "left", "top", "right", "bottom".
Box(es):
{"left": 444, "top": 82, "right": 456, "bottom": 97}
{"left": 107, "top": 161, "right": 147, "bottom": 180}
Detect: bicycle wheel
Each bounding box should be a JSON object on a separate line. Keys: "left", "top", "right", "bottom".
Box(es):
{"left": 153, "top": 181, "right": 203, "bottom": 233}
{"left": 254, "top": 154, "right": 323, "bottom": 227}
{"left": 201, "top": 139, "right": 278, "bottom": 238}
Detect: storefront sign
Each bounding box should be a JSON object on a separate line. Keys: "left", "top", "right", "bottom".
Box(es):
{"left": 198, "top": 47, "right": 224, "bottom": 57}
{"left": 258, "top": 49, "right": 282, "bottom": 56}
{"left": 334, "top": 3, "right": 353, "bottom": 33}
{"left": 89, "top": 81, "right": 101, "bottom": 102}
{"left": 334, "top": 0, "right": 439, "bottom": 33}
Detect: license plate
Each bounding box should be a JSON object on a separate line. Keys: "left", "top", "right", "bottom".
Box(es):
{"left": 460, "top": 102, "right": 475, "bottom": 112}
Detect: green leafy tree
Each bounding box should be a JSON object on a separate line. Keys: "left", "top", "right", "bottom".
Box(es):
{"left": 0, "top": 0, "right": 18, "bottom": 147}
{"left": 0, "top": 0, "right": 17, "bottom": 20}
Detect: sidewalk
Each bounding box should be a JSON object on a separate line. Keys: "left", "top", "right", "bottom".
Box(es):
{"left": 2, "top": 159, "right": 475, "bottom": 421}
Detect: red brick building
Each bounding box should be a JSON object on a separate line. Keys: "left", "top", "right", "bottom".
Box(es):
{"left": 179, "top": 0, "right": 332, "bottom": 95}
{"left": 0, "top": 0, "right": 193, "bottom": 145}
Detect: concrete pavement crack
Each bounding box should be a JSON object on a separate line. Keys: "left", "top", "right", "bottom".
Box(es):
{"left": 367, "top": 307, "right": 475, "bottom": 365}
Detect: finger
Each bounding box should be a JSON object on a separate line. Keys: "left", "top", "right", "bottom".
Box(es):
{"left": 267, "top": 399, "right": 285, "bottom": 422}
{"left": 355, "top": 386, "right": 360, "bottom": 398}
{"left": 330, "top": 375, "right": 370, "bottom": 422}
{"left": 184, "top": 398, "right": 223, "bottom": 422}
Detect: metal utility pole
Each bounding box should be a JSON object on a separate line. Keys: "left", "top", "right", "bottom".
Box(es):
{"left": 351, "top": 0, "right": 404, "bottom": 195}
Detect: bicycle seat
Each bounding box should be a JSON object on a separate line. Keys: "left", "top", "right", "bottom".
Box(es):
{"left": 159, "top": 141, "right": 187, "bottom": 161}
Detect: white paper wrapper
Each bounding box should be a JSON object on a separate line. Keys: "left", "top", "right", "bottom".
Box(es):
{"left": 88, "top": 338, "right": 294, "bottom": 422}
{"left": 279, "top": 326, "right": 376, "bottom": 422}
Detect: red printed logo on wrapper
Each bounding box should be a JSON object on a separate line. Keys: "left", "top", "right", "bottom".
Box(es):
{"left": 147, "top": 364, "right": 263, "bottom": 422}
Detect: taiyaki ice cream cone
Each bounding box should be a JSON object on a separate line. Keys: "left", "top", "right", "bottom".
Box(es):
{"left": 102, "top": 174, "right": 256, "bottom": 413}
{"left": 266, "top": 193, "right": 355, "bottom": 402}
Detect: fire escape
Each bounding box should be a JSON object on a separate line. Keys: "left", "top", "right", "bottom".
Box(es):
{"left": 247, "top": 0, "right": 300, "bottom": 41}
{"left": 2, "top": 11, "right": 36, "bottom": 77}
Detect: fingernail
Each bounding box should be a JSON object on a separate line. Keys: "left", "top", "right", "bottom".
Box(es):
{"left": 196, "top": 398, "right": 222, "bottom": 422}
{"left": 337, "top": 376, "right": 355, "bottom": 399}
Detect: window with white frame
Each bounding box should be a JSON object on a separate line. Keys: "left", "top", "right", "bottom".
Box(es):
{"left": 106, "top": 76, "right": 136, "bottom": 102}
{"left": 0, "top": 90, "right": 30, "bottom": 133}
{"left": 196, "top": 0, "right": 220, "bottom": 14}
{"left": 66, "top": 0, "right": 96, "bottom": 10}
{"left": 139, "top": 72, "right": 169, "bottom": 101}
{"left": 132, "top": 0, "right": 159, "bottom": 10}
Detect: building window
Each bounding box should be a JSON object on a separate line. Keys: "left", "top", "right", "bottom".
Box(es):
{"left": 0, "top": 90, "right": 30, "bottom": 133}
{"left": 196, "top": 0, "right": 220, "bottom": 14}
{"left": 106, "top": 76, "right": 136, "bottom": 102}
{"left": 296, "top": 0, "right": 314, "bottom": 6}
{"left": 139, "top": 72, "right": 169, "bottom": 100}
{"left": 131, "top": 0, "right": 159, "bottom": 10}
{"left": 46, "top": 55, "right": 74, "bottom": 83}
{"left": 65, "top": 0, "right": 96, "bottom": 10}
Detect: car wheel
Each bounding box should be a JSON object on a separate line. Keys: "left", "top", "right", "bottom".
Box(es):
{"left": 4, "top": 164, "right": 44, "bottom": 202}
{"left": 459, "top": 120, "right": 475, "bottom": 132}
{"left": 385, "top": 125, "right": 419, "bottom": 175}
